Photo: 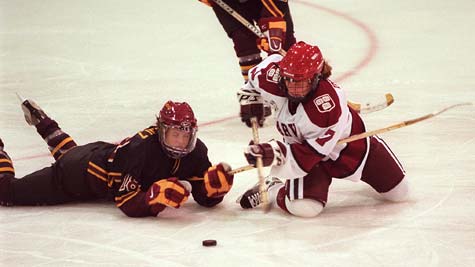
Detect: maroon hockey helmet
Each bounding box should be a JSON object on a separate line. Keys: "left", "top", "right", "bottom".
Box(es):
{"left": 157, "top": 101, "right": 198, "bottom": 159}
{"left": 278, "top": 41, "right": 324, "bottom": 102}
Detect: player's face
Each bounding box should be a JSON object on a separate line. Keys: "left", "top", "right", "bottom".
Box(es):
{"left": 165, "top": 127, "right": 191, "bottom": 149}
{"left": 285, "top": 78, "right": 312, "bottom": 98}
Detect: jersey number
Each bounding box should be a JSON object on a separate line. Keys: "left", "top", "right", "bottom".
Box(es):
{"left": 316, "top": 129, "right": 335, "bottom": 146}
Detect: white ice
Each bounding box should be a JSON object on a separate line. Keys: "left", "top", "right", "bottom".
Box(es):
{"left": 1, "top": 0, "right": 474, "bottom": 266}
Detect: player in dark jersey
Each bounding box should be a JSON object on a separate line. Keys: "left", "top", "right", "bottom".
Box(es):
{"left": 199, "top": 0, "right": 296, "bottom": 82}
{"left": 0, "top": 99, "right": 234, "bottom": 217}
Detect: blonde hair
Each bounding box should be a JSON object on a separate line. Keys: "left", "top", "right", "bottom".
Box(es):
{"left": 321, "top": 61, "right": 332, "bottom": 79}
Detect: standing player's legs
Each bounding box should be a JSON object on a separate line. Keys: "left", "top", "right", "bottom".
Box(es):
{"left": 275, "top": 166, "right": 332, "bottom": 217}
{"left": 211, "top": 0, "right": 262, "bottom": 82}
{"left": 269, "top": 0, "right": 297, "bottom": 50}
{"left": 361, "top": 136, "right": 409, "bottom": 202}
{"left": 21, "top": 99, "right": 77, "bottom": 160}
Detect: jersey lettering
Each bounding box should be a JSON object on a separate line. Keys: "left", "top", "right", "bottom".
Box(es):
{"left": 277, "top": 122, "right": 298, "bottom": 137}
{"left": 276, "top": 122, "right": 284, "bottom": 136}
{"left": 138, "top": 128, "right": 157, "bottom": 139}
{"left": 289, "top": 124, "right": 298, "bottom": 136}
{"left": 281, "top": 124, "right": 291, "bottom": 137}
{"left": 250, "top": 67, "right": 259, "bottom": 80}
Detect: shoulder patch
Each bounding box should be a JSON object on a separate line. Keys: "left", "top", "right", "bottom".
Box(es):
{"left": 314, "top": 94, "right": 335, "bottom": 113}
{"left": 266, "top": 64, "right": 280, "bottom": 84}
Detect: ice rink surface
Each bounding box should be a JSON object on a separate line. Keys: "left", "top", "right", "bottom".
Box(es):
{"left": 1, "top": 0, "right": 474, "bottom": 266}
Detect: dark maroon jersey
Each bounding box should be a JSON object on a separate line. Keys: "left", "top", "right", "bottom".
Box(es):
{"left": 85, "top": 126, "right": 218, "bottom": 217}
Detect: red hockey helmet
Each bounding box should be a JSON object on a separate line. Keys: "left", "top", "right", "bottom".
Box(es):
{"left": 279, "top": 41, "right": 324, "bottom": 80}
{"left": 157, "top": 101, "right": 198, "bottom": 159}
{"left": 278, "top": 41, "right": 324, "bottom": 102}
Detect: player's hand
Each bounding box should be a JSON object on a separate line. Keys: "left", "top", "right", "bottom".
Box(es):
{"left": 237, "top": 88, "right": 264, "bottom": 127}
{"left": 146, "top": 178, "right": 190, "bottom": 208}
{"left": 257, "top": 17, "right": 286, "bottom": 53}
{"left": 245, "top": 140, "right": 286, "bottom": 167}
{"left": 198, "top": 0, "right": 213, "bottom": 7}
{"left": 204, "top": 163, "right": 234, "bottom": 198}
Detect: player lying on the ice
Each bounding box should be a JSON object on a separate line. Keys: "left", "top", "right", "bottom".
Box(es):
{"left": 236, "top": 41, "right": 410, "bottom": 217}
{"left": 0, "top": 99, "right": 234, "bottom": 217}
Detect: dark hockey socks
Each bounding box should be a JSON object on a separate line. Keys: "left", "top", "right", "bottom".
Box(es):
{"left": 35, "top": 118, "right": 77, "bottom": 160}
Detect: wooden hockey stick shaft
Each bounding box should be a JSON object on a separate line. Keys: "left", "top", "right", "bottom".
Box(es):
{"left": 210, "top": 0, "right": 393, "bottom": 114}
{"left": 188, "top": 164, "right": 254, "bottom": 181}
{"left": 338, "top": 102, "right": 473, "bottom": 144}
{"left": 189, "top": 102, "right": 473, "bottom": 180}
{"left": 250, "top": 117, "right": 271, "bottom": 212}
{"left": 228, "top": 164, "right": 254, "bottom": 175}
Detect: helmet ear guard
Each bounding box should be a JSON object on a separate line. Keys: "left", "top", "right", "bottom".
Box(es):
{"left": 157, "top": 101, "right": 198, "bottom": 159}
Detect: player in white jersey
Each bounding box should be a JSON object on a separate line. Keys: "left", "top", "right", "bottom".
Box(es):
{"left": 237, "top": 41, "right": 409, "bottom": 217}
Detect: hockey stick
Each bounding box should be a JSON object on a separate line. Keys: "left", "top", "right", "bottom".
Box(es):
{"left": 348, "top": 93, "right": 394, "bottom": 114}
{"left": 337, "top": 102, "right": 473, "bottom": 144}
{"left": 250, "top": 117, "right": 271, "bottom": 212}
{"left": 192, "top": 102, "right": 473, "bottom": 179}
{"left": 188, "top": 164, "right": 254, "bottom": 181}
{"left": 209, "top": 0, "right": 285, "bottom": 55}
{"left": 209, "top": 0, "right": 394, "bottom": 114}
{"left": 228, "top": 164, "right": 254, "bottom": 175}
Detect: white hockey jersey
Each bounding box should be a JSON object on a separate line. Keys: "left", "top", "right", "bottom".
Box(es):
{"left": 243, "top": 54, "right": 370, "bottom": 181}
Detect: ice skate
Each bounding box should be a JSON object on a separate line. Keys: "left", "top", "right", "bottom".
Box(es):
{"left": 236, "top": 176, "right": 283, "bottom": 209}
{"left": 17, "top": 94, "right": 47, "bottom": 126}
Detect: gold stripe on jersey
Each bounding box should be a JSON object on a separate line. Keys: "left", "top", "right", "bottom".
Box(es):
{"left": 145, "top": 128, "right": 156, "bottom": 135}
{"left": 107, "top": 172, "right": 122, "bottom": 187}
{"left": 87, "top": 168, "right": 107, "bottom": 182}
{"left": 0, "top": 158, "right": 12, "bottom": 164}
{"left": 50, "top": 137, "right": 74, "bottom": 157}
{"left": 89, "top": 162, "right": 107, "bottom": 174}
{"left": 87, "top": 162, "right": 108, "bottom": 182}
{"left": 115, "top": 191, "right": 139, "bottom": 207}
{"left": 138, "top": 127, "right": 157, "bottom": 139}
{"left": 0, "top": 167, "right": 14, "bottom": 173}
{"left": 261, "top": 0, "right": 284, "bottom": 17}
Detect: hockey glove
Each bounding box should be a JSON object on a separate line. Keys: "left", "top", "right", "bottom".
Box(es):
{"left": 146, "top": 178, "right": 190, "bottom": 209}
{"left": 237, "top": 88, "right": 264, "bottom": 127}
{"left": 257, "top": 17, "right": 286, "bottom": 54}
{"left": 204, "top": 163, "right": 234, "bottom": 198}
{"left": 245, "top": 140, "right": 287, "bottom": 167}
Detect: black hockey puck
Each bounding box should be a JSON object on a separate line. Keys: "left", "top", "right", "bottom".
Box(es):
{"left": 202, "top": 239, "right": 217, "bottom": 247}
